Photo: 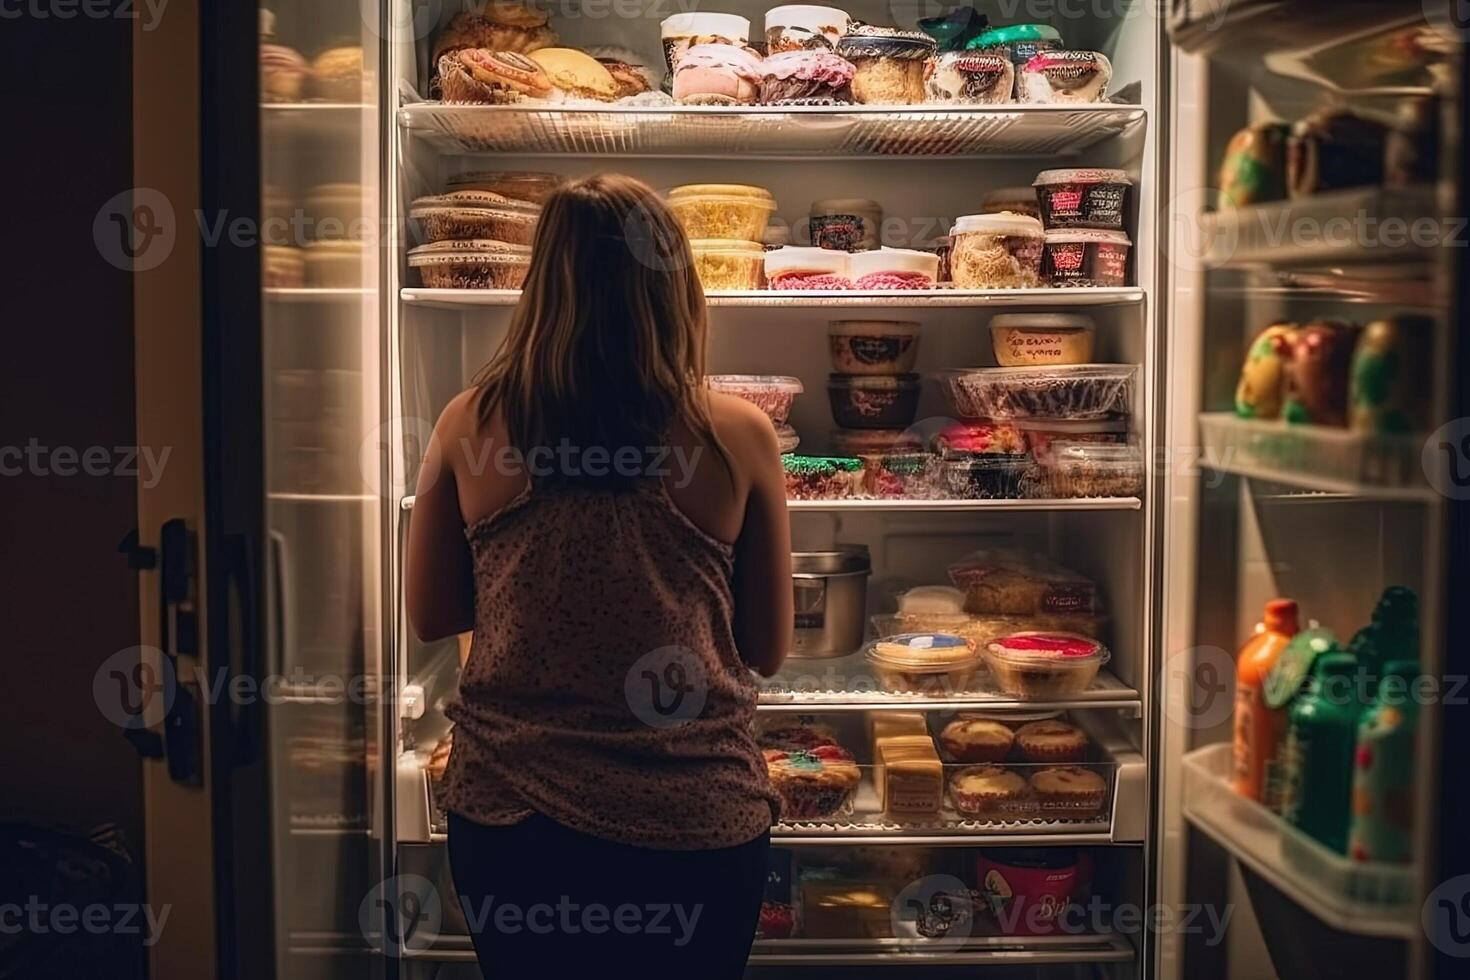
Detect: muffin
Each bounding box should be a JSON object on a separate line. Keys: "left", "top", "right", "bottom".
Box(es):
{"left": 759, "top": 722, "right": 839, "bottom": 752}
{"left": 1013, "top": 720, "right": 1089, "bottom": 763}
{"left": 310, "top": 45, "right": 365, "bottom": 102}
{"left": 948, "top": 765, "right": 1028, "bottom": 817}
{"left": 766, "top": 745, "right": 861, "bottom": 819}
{"left": 1029, "top": 765, "right": 1106, "bottom": 817}
{"left": 938, "top": 717, "right": 1015, "bottom": 763}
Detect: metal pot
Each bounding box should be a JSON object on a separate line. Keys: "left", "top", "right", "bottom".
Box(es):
{"left": 791, "top": 548, "right": 871, "bottom": 659}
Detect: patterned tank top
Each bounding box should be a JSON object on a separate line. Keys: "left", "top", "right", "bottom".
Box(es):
{"left": 440, "top": 477, "right": 780, "bottom": 850}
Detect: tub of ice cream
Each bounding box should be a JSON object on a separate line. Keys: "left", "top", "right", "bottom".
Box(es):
{"left": 765, "top": 4, "right": 849, "bottom": 53}
{"left": 1017, "top": 50, "right": 1112, "bottom": 104}
{"left": 1042, "top": 230, "right": 1132, "bottom": 287}
{"left": 668, "top": 183, "right": 776, "bottom": 241}
{"left": 828, "top": 374, "right": 921, "bottom": 429}
{"left": 1033, "top": 169, "right": 1131, "bottom": 231}
{"left": 989, "top": 313, "right": 1097, "bottom": 366}
{"left": 708, "top": 374, "right": 804, "bottom": 424}
{"left": 849, "top": 248, "right": 940, "bottom": 290}
{"left": 690, "top": 238, "right": 766, "bottom": 291}
{"left": 660, "top": 12, "right": 751, "bottom": 88}
{"left": 810, "top": 198, "right": 882, "bottom": 252}
{"left": 949, "top": 213, "right": 1045, "bottom": 289}
{"left": 828, "top": 320, "right": 921, "bottom": 375}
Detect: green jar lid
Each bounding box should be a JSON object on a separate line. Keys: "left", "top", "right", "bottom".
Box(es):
{"left": 967, "top": 24, "right": 1062, "bottom": 49}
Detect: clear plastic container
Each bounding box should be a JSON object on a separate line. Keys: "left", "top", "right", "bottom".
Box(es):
{"left": 872, "top": 612, "right": 1031, "bottom": 652}
{"left": 941, "top": 452, "right": 1032, "bottom": 499}
{"left": 849, "top": 248, "right": 940, "bottom": 289}
{"left": 989, "top": 313, "right": 1096, "bottom": 366}
{"left": 408, "top": 240, "right": 531, "bottom": 289}
{"left": 774, "top": 422, "right": 800, "bottom": 454}
{"left": 708, "top": 374, "right": 804, "bottom": 424}
{"left": 765, "top": 4, "right": 850, "bottom": 54}
{"left": 939, "top": 364, "right": 1136, "bottom": 420}
{"left": 828, "top": 374, "right": 921, "bottom": 429}
{"left": 668, "top": 183, "right": 776, "bottom": 241}
{"left": 948, "top": 548, "right": 1102, "bottom": 617}
{"left": 445, "top": 170, "right": 566, "bottom": 204}
{"left": 930, "top": 420, "right": 1028, "bottom": 456}
{"left": 1016, "top": 417, "right": 1130, "bottom": 463}
{"left": 829, "top": 427, "right": 923, "bottom": 456}
{"left": 828, "top": 319, "right": 921, "bottom": 375}
{"left": 783, "top": 454, "right": 866, "bottom": 500}
{"left": 1017, "top": 50, "right": 1112, "bottom": 104}
{"left": 1040, "top": 441, "right": 1144, "bottom": 498}
{"left": 863, "top": 452, "right": 940, "bottom": 499}
{"left": 949, "top": 212, "right": 1046, "bottom": 289}
{"left": 983, "top": 631, "right": 1110, "bottom": 698}
{"left": 865, "top": 632, "right": 982, "bottom": 694}
{"left": 766, "top": 245, "right": 852, "bottom": 289}
{"left": 409, "top": 192, "right": 540, "bottom": 245}
{"left": 689, "top": 238, "right": 765, "bottom": 291}
{"left": 965, "top": 23, "right": 1063, "bottom": 69}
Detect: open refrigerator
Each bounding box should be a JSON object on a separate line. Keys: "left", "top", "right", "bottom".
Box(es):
{"left": 127, "top": 1, "right": 1464, "bottom": 979}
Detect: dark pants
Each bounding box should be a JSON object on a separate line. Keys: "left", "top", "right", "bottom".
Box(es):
{"left": 447, "top": 812, "right": 769, "bottom": 979}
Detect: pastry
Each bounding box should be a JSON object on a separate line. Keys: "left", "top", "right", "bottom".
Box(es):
{"left": 931, "top": 422, "right": 1027, "bottom": 456}
{"left": 1012, "top": 720, "right": 1089, "bottom": 762}
{"left": 1030, "top": 765, "right": 1106, "bottom": 816}
{"left": 765, "top": 745, "right": 861, "bottom": 819}
{"left": 765, "top": 4, "right": 850, "bottom": 53}
{"left": 585, "top": 46, "right": 659, "bottom": 98}
{"left": 766, "top": 245, "right": 852, "bottom": 290}
{"left": 261, "top": 43, "right": 308, "bottom": 102}
{"left": 437, "top": 49, "right": 554, "bottom": 104}
{"left": 1217, "top": 122, "right": 1290, "bottom": 208}
{"left": 924, "top": 51, "right": 1013, "bottom": 104}
{"left": 660, "top": 12, "right": 752, "bottom": 92}
{"left": 758, "top": 722, "right": 839, "bottom": 751}
{"left": 848, "top": 248, "right": 939, "bottom": 290}
{"left": 432, "top": 7, "right": 556, "bottom": 62}
{"left": 948, "top": 765, "right": 1028, "bottom": 816}
{"left": 1016, "top": 50, "right": 1111, "bottom": 104}
{"left": 836, "top": 24, "right": 936, "bottom": 105}
{"left": 1233, "top": 322, "right": 1298, "bottom": 420}
{"left": 939, "top": 717, "right": 1015, "bottom": 763}
{"left": 672, "top": 44, "right": 764, "bottom": 105}
{"left": 896, "top": 586, "right": 966, "bottom": 615}
{"left": 759, "top": 50, "right": 855, "bottom": 105}
{"left": 528, "top": 48, "right": 618, "bottom": 101}
{"left": 875, "top": 735, "right": 943, "bottom": 816}
{"left": 782, "top": 454, "right": 865, "bottom": 499}
{"left": 1284, "top": 320, "right": 1361, "bottom": 427}
{"left": 1349, "top": 316, "right": 1430, "bottom": 435}
{"left": 309, "top": 46, "right": 364, "bottom": 102}
{"left": 410, "top": 191, "right": 540, "bottom": 246}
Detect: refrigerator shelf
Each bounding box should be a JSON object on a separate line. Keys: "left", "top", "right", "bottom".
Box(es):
{"left": 1198, "top": 412, "right": 1436, "bottom": 501}
{"left": 400, "top": 494, "right": 1141, "bottom": 513}
{"left": 400, "top": 286, "right": 1145, "bottom": 310}
{"left": 1181, "top": 744, "right": 1417, "bottom": 938}
{"left": 262, "top": 101, "right": 374, "bottom": 139}
{"left": 747, "top": 933, "right": 1135, "bottom": 966}
{"left": 398, "top": 101, "right": 1146, "bottom": 158}
{"left": 265, "top": 287, "right": 374, "bottom": 303}
{"left": 1199, "top": 185, "right": 1440, "bottom": 270}
{"left": 759, "top": 665, "right": 1140, "bottom": 714}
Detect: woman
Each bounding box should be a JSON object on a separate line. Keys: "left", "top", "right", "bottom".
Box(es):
{"left": 406, "top": 174, "right": 791, "bottom": 978}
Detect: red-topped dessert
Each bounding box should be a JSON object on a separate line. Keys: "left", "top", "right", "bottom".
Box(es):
{"left": 983, "top": 630, "right": 1110, "bottom": 697}
{"left": 765, "top": 744, "right": 861, "bottom": 819}
{"left": 932, "top": 421, "right": 1027, "bottom": 456}
{"left": 759, "top": 50, "right": 855, "bottom": 105}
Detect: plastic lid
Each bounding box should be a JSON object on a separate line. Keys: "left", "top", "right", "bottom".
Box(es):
{"left": 990, "top": 313, "right": 1096, "bottom": 331}
{"left": 969, "top": 24, "right": 1063, "bottom": 47}
{"left": 812, "top": 198, "right": 882, "bottom": 213}
{"left": 668, "top": 183, "right": 776, "bottom": 205}
{"left": 783, "top": 454, "right": 865, "bottom": 476}
{"left": 676, "top": 44, "right": 765, "bottom": 78}
{"left": 896, "top": 585, "right": 967, "bottom": 615}
{"left": 951, "top": 212, "right": 1046, "bottom": 237}
{"left": 689, "top": 238, "right": 766, "bottom": 257}
{"left": 829, "top": 428, "right": 924, "bottom": 454}
{"left": 1264, "top": 599, "right": 1300, "bottom": 634}
{"left": 1044, "top": 229, "right": 1133, "bottom": 246}
{"left": 775, "top": 422, "right": 800, "bottom": 453}
{"left": 708, "top": 374, "right": 804, "bottom": 394}
{"left": 1015, "top": 417, "right": 1129, "bottom": 434}
{"left": 407, "top": 240, "right": 531, "bottom": 266}
{"left": 766, "top": 4, "right": 850, "bottom": 32}
{"left": 952, "top": 363, "right": 1136, "bottom": 382}
{"left": 661, "top": 12, "right": 750, "bottom": 39}
{"left": 849, "top": 248, "right": 940, "bottom": 279}
{"left": 766, "top": 245, "right": 849, "bottom": 277}
{"left": 409, "top": 193, "right": 540, "bottom": 218}
{"left": 867, "top": 632, "right": 979, "bottom": 668}
{"left": 987, "top": 630, "right": 1109, "bottom": 665}
{"left": 828, "top": 319, "right": 921, "bottom": 337}
{"left": 828, "top": 373, "right": 920, "bottom": 391}
{"left": 1033, "top": 168, "right": 1132, "bottom": 187}
{"left": 943, "top": 453, "right": 1031, "bottom": 471}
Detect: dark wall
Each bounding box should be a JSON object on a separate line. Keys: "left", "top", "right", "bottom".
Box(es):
{"left": 0, "top": 7, "right": 142, "bottom": 856}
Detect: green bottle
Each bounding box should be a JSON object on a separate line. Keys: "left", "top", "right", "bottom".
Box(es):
{"left": 1281, "top": 653, "right": 1365, "bottom": 853}
{"left": 1347, "top": 587, "right": 1419, "bottom": 700}
{"left": 1347, "top": 660, "right": 1420, "bottom": 864}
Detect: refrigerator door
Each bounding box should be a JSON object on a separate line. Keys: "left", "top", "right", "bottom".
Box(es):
{"left": 128, "top": 3, "right": 389, "bottom": 978}
{"left": 1159, "top": 6, "right": 1462, "bottom": 979}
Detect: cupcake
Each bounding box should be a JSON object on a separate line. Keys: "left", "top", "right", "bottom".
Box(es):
{"left": 1029, "top": 765, "right": 1106, "bottom": 817}
{"left": 672, "top": 44, "right": 764, "bottom": 105}
{"left": 1013, "top": 720, "right": 1090, "bottom": 763}
{"left": 759, "top": 50, "right": 855, "bottom": 105}
{"left": 759, "top": 722, "right": 839, "bottom": 751}
{"left": 939, "top": 717, "right": 1015, "bottom": 763}
{"left": 836, "top": 24, "right": 936, "bottom": 105}
{"left": 766, "top": 745, "right": 861, "bottom": 819}
{"left": 948, "top": 765, "right": 1028, "bottom": 817}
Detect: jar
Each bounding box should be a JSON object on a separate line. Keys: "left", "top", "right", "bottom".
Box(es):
{"left": 1042, "top": 229, "right": 1132, "bottom": 287}
{"left": 667, "top": 183, "right": 776, "bottom": 241}
{"left": 836, "top": 25, "right": 936, "bottom": 105}
{"left": 1033, "top": 168, "right": 1131, "bottom": 230}
{"left": 809, "top": 198, "right": 882, "bottom": 252}
{"left": 792, "top": 548, "right": 871, "bottom": 659}
{"left": 765, "top": 4, "right": 850, "bottom": 53}
{"left": 989, "top": 313, "right": 1097, "bottom": 366}
{"left": 828, "top": 374, "right": 921, "bottom": 429}
{"left": 689, "top": 239, "right": 765, "bottom": 291}
{"left": 949, "top": 213, "right": 1045, "bottom": 289}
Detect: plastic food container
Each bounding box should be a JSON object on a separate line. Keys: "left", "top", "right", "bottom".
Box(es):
{"left": 408, "top": 240, "right": 531, "bottom": 289}
{"left": 849, "top": 248, "right": 939, "bottom": 290}
{"left": 1017, "top": 50, "right": 1112, "bottom": 104}
{"left": 828, "top": 374, "right": 921, "bottom": 429}
{"left": 667, "top": 183, "right": 776, "bottom": 242}
{"left": 836, "top": 25, "right": 936, "bottom": 105}
{"left": 975, "top": 848, "right": 1083, "bottom": 935}
{"left": 766, "top": 246, "right": 852, "bottom": 290}
{"left": 410, "top": 192, "right": 540, "bottom": 246}
{"left": 708, "top": 374, "right": 804, "bottom": 424}
{"left": 866, "top": 632, "right": 982, "bottom": 693}
{"left": 949, "top": 213, "right": 1045, "bottom": 289}
{"left": 941, "top": 453, "right": 1031, "bottom": 499}
{"left": 924, "top": 51, "right": 1014, "bottom": 105}
{"left": 1039, "top": 441, "right": 1144, "bottom": 497}
{"left": 660, "top": 12, "right": 751, "bottom": 87}
{"left": 305, "top": 183, "right": 364, "bottom": 239}
{"left": 1043, "top": 230, "right": 1132, "bottom": 287}
{"left": 989, "top": 313, "right": 1096, "bottom": 366}
{"left": 303, "top": 240, "right": 364, "bottom": 287}
{"left": 984, "top": 631, "right": 1110, "bottom": 697}
{"left": 445, "top": 171, "right": 566, "bottom": 205}
{"left": 828, "top": 320, "right": 921, "bottom": 375}
{"left": 765, "top": 4, "right": 850, "bottom": 54}
{"left": 775, "top": 422, "right": 800, "bottom": 454}
{"left": 810, "top": 198, "right": 882, "bottom": 252}
{"left": 784, "top": 454, "right": 866, "bottom": 500}
{"left": 981, "top": 186, "right": 1041, "bottom": 219}
{"left": 829, "top": 427, "right": 923, "bottom": 456}
{"left": 263, "top": 245, "right": 305, "bottom": 288}
{"left": 931, "top": 420, "right": 1027, "bottom": 455}
{"left": 1016, "top": 417, "right": 1130, "bottom": 464}
{"left": 690, "top": 239, "right": 765, "bottom": 291}
{"left": 864, "top": 452, "right": 940, "bottom": 498}
{"left": 1033, "top": 169, "right": 1131, "bottom": 231}
{"left": 940, "top": 364, "right": 1135, "bottom": 420}
{"left": 965, "top": 24, "right": 1063, "bottom": 70}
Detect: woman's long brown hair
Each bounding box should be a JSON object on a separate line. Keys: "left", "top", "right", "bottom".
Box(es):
{"left": 473, "top": 173, "right": 722, "bottom": 488}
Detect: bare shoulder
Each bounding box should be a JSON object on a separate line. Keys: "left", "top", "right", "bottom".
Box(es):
{"left": 435, "top": 386, "right": 483, "bottom": 440}
{"left": 706, "top": 390, "right": 780, "bottom": 460}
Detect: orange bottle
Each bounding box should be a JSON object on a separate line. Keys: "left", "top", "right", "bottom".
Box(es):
{"left": 1232, "top": 599, "right": 1300, "bottom": 803}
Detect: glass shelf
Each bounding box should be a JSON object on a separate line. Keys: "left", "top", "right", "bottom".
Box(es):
{"left": 400, "top": 286, "right": 1146, "bottom": 310}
